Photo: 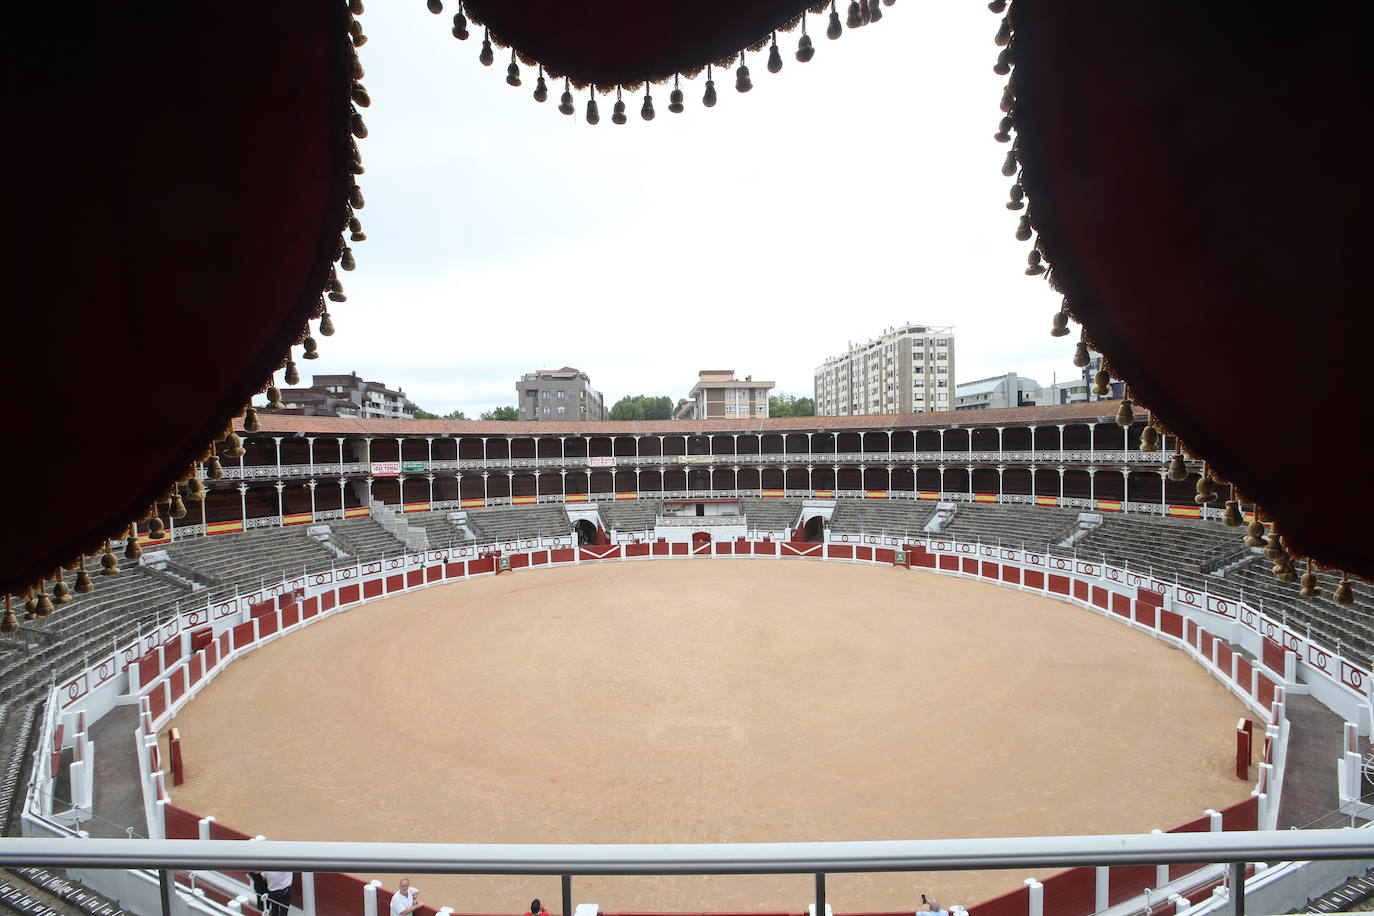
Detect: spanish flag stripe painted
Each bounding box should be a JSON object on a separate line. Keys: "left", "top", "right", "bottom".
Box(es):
{"left": 1096, "top": 500, "right": 1122, "bottom": 512}
{"left": 403, "top": 502, "right": 430, "bottom": 513}
{"left": 1036, "top": 496, "right": 1058, "bottom": 506}
{"left": 344, "top": 507, "right": 370, "bottom": 518}
{"left": 512, "top": 496, "right": 537, "bottom": 505}
{"left": 762, "top": 490, "right": 785, "bottom": 498}
{"left": 460, "top": 498, "right": 485, "bottom": 508}
{"left": 813, "top": 490, "right": 833, "bottom": 498}
{"left": 974, "top": 493, "right": 998, "bottom": 503}
{"left": 918, "top": 492, "right": 940, "bottom": 500}
{"left": 283, "top": 513, "right": 313, "bottom": 526}
{"left": 208, "top": 520, "right": 244, "bottom": 535}
{"left": 137, "top": 534, "right": 172, "bottom": 545}
{"left": 865, "top": 490, "right": 887, "bottom": 499}
{"left": 1168, "top": 505, "right": 1202, "bottom": 518}
{"left": 565, "top": 494, "right": 589, "bottom": 502}
{"left": 614, "top": 492, "right": 638, "bottom": 500}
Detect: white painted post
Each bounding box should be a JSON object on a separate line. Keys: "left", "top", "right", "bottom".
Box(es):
{"left": 1206, "top": 808, "right": 1222, "bottom": 832}
{"left": 302, "top": 873, "right": 316, "bottom": 916}
{"left": 153, "top": 798, "right": 167, "bottom": 840}
{"left": 574, "top": 905, "right": 600, "bottom": 916}
{"left": 1094, "top": 866, "right": 1109, "bottom": 913}
{"left": 1025, "top": 879, "right": 1043, "bottom": 916}
{"left": 128, "top": 660, "right": 142, "bottom": 693}
{"left": 1251, "top": 667, "right": 1260, "bottom": 700}
{"left": 363, "top": 880, "right": 382, "bottom": 916}
{"left": 1168, "top": 893, "right": 1190, "bottom": 914}
{"left": 198, "top": 816, "right": 215, "bottom": 841}
{"left": 1285, "top": 651, "right": 1297, "bottom": 684}
{"left": 1346, "top": 749, "right": 1364, "bottom": 801}
{"left": 1151, "top": 830, "right": 1168, "bottom": 887}
{"left": 228, "top": 896, "right": 248, "bottom": 914}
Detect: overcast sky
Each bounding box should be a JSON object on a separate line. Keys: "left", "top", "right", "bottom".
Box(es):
{"left": 312, "top": 2, "right": 1075, "bottom": 416}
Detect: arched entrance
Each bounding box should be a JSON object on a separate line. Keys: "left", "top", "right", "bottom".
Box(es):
{"left": 691, "top": 530, "right": 711, "bottom": 554}
{"left": 574, "top": 518, "right": 598, "bottom": 545}
{"left": 801, "top": 515, "right": 825, "bottom": 543}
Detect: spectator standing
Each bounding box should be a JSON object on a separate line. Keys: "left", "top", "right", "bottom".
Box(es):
{"left": 918, "top": 895, "right": 948, "bottom": 916}
{"left": 524, "top": 900, "right": 545, "bottom": 916}
{"left": 391, "top": 879, "right": 422, "bottom": 916}
{"left": 263, "top": 872, "right": 293, "bottom": 916}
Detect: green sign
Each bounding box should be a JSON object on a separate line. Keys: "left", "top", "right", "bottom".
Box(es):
{"left": 402, "top": 460, "right": 426, "bottom": 473}
{"left": 498, "top": 555, "right": 511, "bottom": 571}
{"left": 894, "top": 550, "right": 907, "bottom": 566}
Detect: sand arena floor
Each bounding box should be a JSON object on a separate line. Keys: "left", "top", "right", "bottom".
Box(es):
{"left": 165, "top": 559, "right": 1253, "bottom": 913}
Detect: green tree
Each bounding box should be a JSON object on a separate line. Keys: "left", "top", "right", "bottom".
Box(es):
{"left": 609, "top": 394, "right": 674, "bottom": 421}
{"left": 768, "top": 393, "right": 815, "bottom": 418}
{"left": 413, "top": 408, "right": 469, "bottom": 420}
{"left": 480, "top": 405, "right": 519, "bottom": 421}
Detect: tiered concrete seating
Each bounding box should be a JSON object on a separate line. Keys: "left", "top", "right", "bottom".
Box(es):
{"left": 396, "top": 511, "right": 476, "bottom": 550}
{"left": 829, "top": 502, "right": 938, "bottom": 540}
{"left": 939, "top": 504, "right": 1079, "bottom": 549}
{"left": 1072, "top": 515, "right": 1238, "bottom": 576}
{"left": 329, "top": 516, "right": 407, "bottom": 560}
{"left": 1222, "top": 557, "right": 1374, "bottom": 661}
{"left": 465, "top": 505, "right": 571, "bottom": 542}
{"left": 166, "top": 527, "right": 341, "bottom": 590}
{"left": 599, "top": 500, "right": 659, "bottom": 532}
{"left": 739, "top": 497, "right": 800, "bottom": 532}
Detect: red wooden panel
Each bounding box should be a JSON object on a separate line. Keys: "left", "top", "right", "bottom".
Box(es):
{"left": 913, "top": 549, "right": 937, "bottom": 568}
{"left": 981, "top": 561, "right": 998, "bottom": 578}
{"left": 168, "top": 667, "right": 186, "bottom": 705}
{"left": 625, "top": 543, "right": 650, "bottom": 557}
{"left": 163, "top": 639, "right": 184, "bottom": 666}
{"left": 830, "top": 545, "right": 853, "bottom": 559}
{"left": 282, "top": 604, "right": 300, "bottom": 628}
{"left": 187, "top": 654, "right": 202, "bottom": 687}
{"left": 1133, "top": 602, "right": 1154, "bottom": 626}
{"left": 217, "top": 631, "right": 231, "bottom": 658}
{"left": 139, "top": 652, "right": 160, "bottom": 688}
{"left": 148, "top": 684, "right": 166, "bottom": 722}
{"left": 1236, "top": 655, "right": 1253, "bottom": 691}
{"left": 386, "top": 573, "right": 405, "bottom": 592}
{"left": 1024, "top": 569, "right": 1043, "bottom": 589}
{"left": 407, "top": 569, "right": 424, "bottom": 587}
{"left": 259, "top": 614, "right": 279, "bottom": 638}
{"left": 531, "top": 552, "right": 548, "bottom": 566}
{"left": 970, "top": 882, "right": 1029, "bottom": 916}
{"left": 1049, "top": 574, "right": 1070, "bottom": 594}
{"left": 1216, "top": 642, "right": 1234, "bottom": 672}
{"left": 1160, "top": 609, "right": 1183, "bottom": 638}
{"left": 1108, "top": 865, "right": 1156, "bottom": 906}
{"left": 1223, "top": 795, "right": 1258, "bottom": 831}
{"left": 363, "top": 579, "right": 383, "bottom": 599}
{"left": 1001, "top": 565, "right": 1019, "bottom": 583}
{"left": 716, "top": 541, "right": 734, "bottom": 555}
{"left": 303, "top": 595, "right": 319, "bottom": 616}
{"left": 1040, "top": 866, "right": 1096, "bottom": 916}
{"left": 205, "top": 641, "right": 219, "bottom": 671}
{"left": 1261, "top": 638, "right": 1286, "bottom": 674}
{"left": 163, "top": 804, "right": 201, "bottom": 840}
{"left": 1136, "top": 587, "right": 1164, "bottom": 608}
{"left": 314, "top": 873, "right": 368, "bottom": 916}
{"left": 511, "top": 553, "right": 530, "bottom": 569}
{"left": 940, "top": 554, "right": 959, "bottom": 571}
{"left": 671, "top": 542, "right": 688, "bottom": 555}
{"left": 444, "top": 561, "right": 465, "bottom": 578}
{"left": 550, "top": 549, "right": 574, "bottom": 563}
{"left": 425, "top": 565, "right": 443, "bottom": 582}
{"left": 250, "top": 603, "right": 275, "bottom": 620}
{"left": 1073, "top": 579, "right": 1089, "bottom": 601}
{"left": 875, "top": 548, "right": 895, "bottom": 564}
{"left": 1112, "top": 591, "right": 1130, "bottom": 614}
{"left": 232, "top": 621, "right": 255, "bottom": 651}
{"left": 755, "top": 542, "right": 777, "bottom": 555}
{"left": 338, "top": 583, "right": 358, "bottom": 604}
{"left": 1091, "top": 585, "right": 1108, "bottom": 608}
{"left": 189, "top": 627, "right": 213, "bottom": 652}
{"left": 208, "top": 819, "right": 253, "bottom": 840}
{"left": 1257, "top": 672, "right": 1276, "bottom": 712}
{"left": 960, "top": 556, "right": 976, "bottom": 573}
{"left": 470, "top": 557, "right": 496, "bottom": 574}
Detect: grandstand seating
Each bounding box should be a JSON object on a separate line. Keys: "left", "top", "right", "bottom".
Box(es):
{"left": 599, "top": 500, "right": 659, "bottom": 533}
{"left": 166, "top": 527, "right": 341, "bottom": 590}
{"left": 829, "top": 501, "right": 939, "bottom": 540}
{"left": 464, "top": 505, "right": 571, "bottom": 543}
{"left": 328, "top": 516, "right": 407, "bottom": 560}
{"left": 739, "top": 497, "right": 801, "bottom": 532}
{"left": 396, "top": 511, "right": 476, "bottom": 550}
{"left": 937, "top": 504, "right": 1080, "bottom": 548}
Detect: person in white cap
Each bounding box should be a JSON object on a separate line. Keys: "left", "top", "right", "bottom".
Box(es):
{"left": 391, "top": 879, "right": 422, "bottom": 916}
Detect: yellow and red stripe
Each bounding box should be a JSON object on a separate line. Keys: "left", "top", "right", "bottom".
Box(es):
{"left": 812, "top": 489, "right": 833, "bottom": 498}
{"left": 1167, "top": 504, "right": 1201, "bottom": 518}
{"left": 918, "top": 491, "right": 941, "bottom": 500}
{"left": 564, "top": 494, "right": 589, "bottom": 503}
{"left": 865, "top": 490, "right": 887, "bottom": 499}
{"left": 974, "top": 493, "right": 998, "bottom": 503}
{"left": 511, "top": 496, "right": 536, "bottom": 505}
{"left": 207, "top": 520, "right": 244, "bottom": 535}
{"left": 1096, "top": 500, "right": 1123, "bottom": 512}
{"left": 459, "top": 497, "right": 485, "bottom": 508}
{"left": 282, "top": 512, "right": 313, "bottom": 526}
{"left": 761, "top": 489, "right": 785, "bottom": 498}
{"left": 344, "top": 506, "right": 370, "bottom": 518}
{"left": 1035, "top": 495, "right": 1059, "bottom": 507}
{"left": 613, "top": 492, "right": 638, "bottom": 500}
{"left": 403, "top": 502, "right": 430, "bottom": 513}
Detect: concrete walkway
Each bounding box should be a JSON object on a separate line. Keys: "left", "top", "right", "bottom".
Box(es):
{"left": 1279, "top": 692, "right": 1347, "bottom": 828}
{"left": 86, "top": 705, "right": 146, "bottom": 838}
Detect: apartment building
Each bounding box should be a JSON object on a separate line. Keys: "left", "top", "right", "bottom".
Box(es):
{"left": 279, "top": 373, "right": 418, "bottom": 419}
{"left": 814, "top": 324, "right": 955, "bottom": 416}
{"left": 517, "top": 367, "right": 606, "bottom": 421}
{"left": 675, "top": 370, "right": 774, "bottom": 420}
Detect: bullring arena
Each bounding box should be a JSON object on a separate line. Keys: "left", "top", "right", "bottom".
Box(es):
{"left": 3, "top": 406, "right": 1370, "bottom": 916}
{"left": 164, "top": 559, "right": 1250, "bottom": 913}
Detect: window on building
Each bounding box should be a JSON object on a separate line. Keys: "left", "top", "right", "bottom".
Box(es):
{"left": 937, "top": 339, "right": 948, "bottom": 346}
{"left": 937, "top": 366, "right": 947, "bottom": 374}
{"left": 937, "top": 380, "right": 947, "bottom": 387}
{"left": 542, "top": 406, "right": 550, "bottom": 414}
{"left": 526, "top": 389, "right": 537, "bottom": 398}
{"left": 540, "top": 390, "right": 549, "bottom": 398}
{"left": 557, "top": 406, "right": 566, "bottom": 414}
{"left": 938, "top": 392, "right": 948, "bottom": 401}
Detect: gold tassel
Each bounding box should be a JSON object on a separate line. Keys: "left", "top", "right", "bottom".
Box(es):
{"left": 1263, "top": 521, "right": 1284, "bottom": 561}
{"left": 124, "top": 526, "right": 142, "bottom": 562}
{"left": 52, "top": 568, "right": 71, "bottom": 605}
{"left": 1299, "top": 560, "right": 1323, "bottom": 598}
{"left": 1334, "top": 573, "right": 1355, "bottom": 605}
{"left": 1193, "top": 462, "right": 1216, "bottom": 505}
{"left": 243, "top": 406, "right": 261, "bottom": 434}
{"left": 74, "top": 557, "right": 93, "bottom": 594}
{"left": 285, "top": 360, "right": 301, "bottom": 386}
{"left": 207, "top": 455, "right": 224, "bottom": 480}
{"left": 147, "top": 510, "right": 166, "bottom": 540}
{"left": 1, "top": 596, "right": 17, "bottom": 633}
{"left": 1222, "top": 496, "right": 1243, "bottom": 527}
{"left": 1092, "top": 368, "right": 1112, "bottom": 397}
{"left": 36, "top": 585, "right": 53, "bottom": 617}
{"left": 1114, "top": 387, "right": 1134, "bottom": 427}
{"left": 320, "top": 311, "right": 335, "bottom": 336}
{"left": 1167, "top": 451, "right": 1187, "bottom": 482}
{"left": 1244, "top": 511, "right": 1266, "bottom": 548}
{"left": 185, "top": 472, "right": 206, "bottom": 501}
{"left": 303, "top": 336, "right": 320, "bottom": 360}
{"left": 1139, "top": 414, "right": 1160, "bottom": 452}
{"left": 827, "top": 1, "right": 842, "bottom": 39}
{"left": 223, "top": 431, "right": 246, "bottom": 458}
{"left": 266, "top": 385, "right": 285, "bottom": 410}
{"left": 170, "top": 492, "right": 186, "bottom": 520}
{"left": 23, "top": 586, "right": 38, "bottom": 620}
{"left": 100, "top": 540, "right": 120, "bottom": 577}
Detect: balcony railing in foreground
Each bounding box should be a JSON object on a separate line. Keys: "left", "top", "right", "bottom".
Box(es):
{"left": 3, "top": 830, "right": 1374, "bottom": 916}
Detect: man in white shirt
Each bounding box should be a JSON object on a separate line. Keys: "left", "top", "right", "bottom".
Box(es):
{"left": 263, "top": 872, "right": 293, "bottom": 916}
{"left": 391, "top": 879, "right": 421, "bottom": 916}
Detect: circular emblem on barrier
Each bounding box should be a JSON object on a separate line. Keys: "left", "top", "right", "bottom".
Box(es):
{"left": 1351, "top": 669, "right": 1365, "bottom": 689}
{"left": 341, "top": 567, "right": 355, "bottom": 579}
{"left": 525, "top": 539, "right": 534, "bottom": 548}
{"left": 867, "top": 536, "right": 877, "bottom": 544}
{"left": 1030, "top": 554, "right": 1041, "bottom": 565}
{"left": 1313, "top": 649, "right": 1329, "bottom": 669}
{"left": 841, "top": 535, "right": 850, "bottom": 542}
{"left": 1262, "top": 622, "right": 1276, "bottom": 639}
{"left": 67, "top": 682, "right": 81, "bottom": 699}
{"left": 1180, "top": 588, "right": 1194, "bottom": 603}
{"left": 1286, "top": 634, "right": 1300, "bottom": 651}
{"left": 99, "top": 661, "right": 113, "bottom": 679}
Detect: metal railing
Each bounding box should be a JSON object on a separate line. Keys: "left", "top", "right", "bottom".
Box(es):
{"left": 4, "top": 830, "right": 1374, "bottom": 916}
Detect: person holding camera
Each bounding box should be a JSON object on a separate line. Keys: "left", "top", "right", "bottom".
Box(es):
{"left": 918, "top": 893, "right": 948, "bottom": 916}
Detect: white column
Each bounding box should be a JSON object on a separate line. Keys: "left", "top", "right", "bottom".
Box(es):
{"left": 309, "top": 480, "right": 317, "bottom": 518}
{"left": 274, "top": 437, "right": 282, "bottom": 476}
{"left": 307, "top": 437, "right": 316, "bottom": 475}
